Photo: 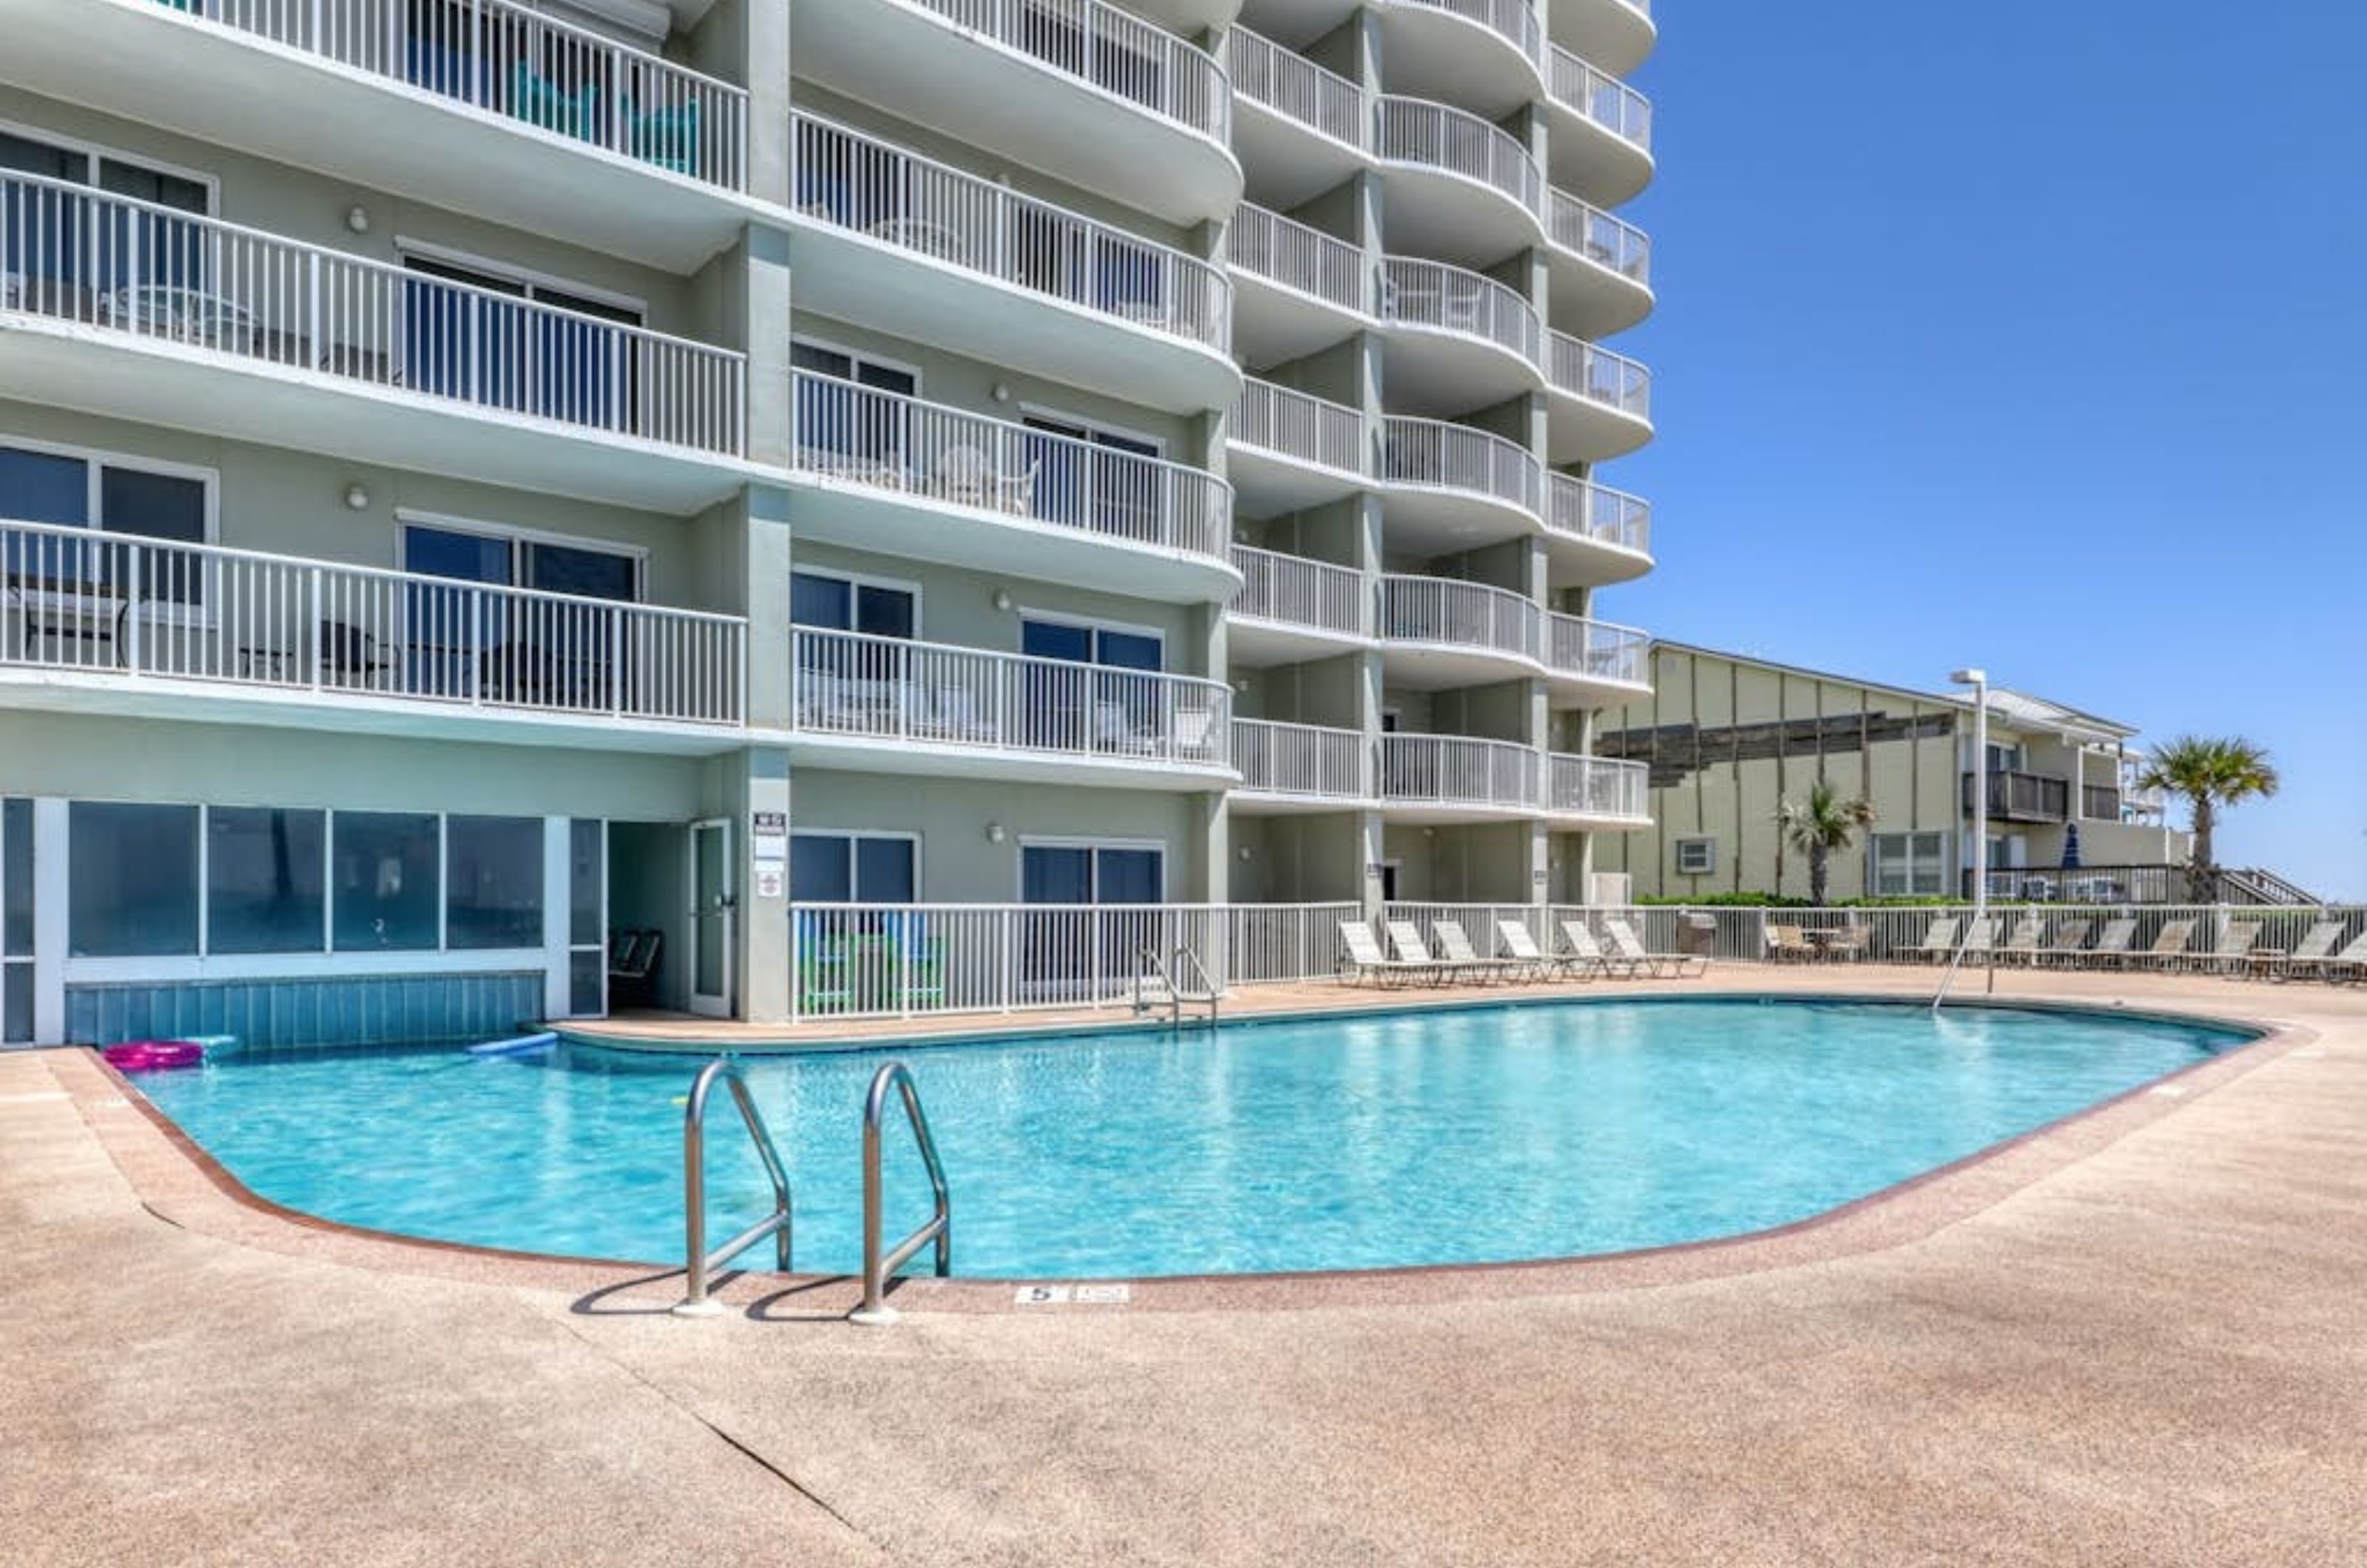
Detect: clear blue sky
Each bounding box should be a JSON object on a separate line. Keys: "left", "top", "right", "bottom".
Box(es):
{"left": 1605, "top": 3, "right": 2367, "bottom": 897}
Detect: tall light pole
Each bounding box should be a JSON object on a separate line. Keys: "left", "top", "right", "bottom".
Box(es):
{"left": 1951, "top": 668, "right": 1991, "bottom": 993}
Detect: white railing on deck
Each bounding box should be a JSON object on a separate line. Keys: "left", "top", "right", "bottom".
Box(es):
{"left": 1234, "top": 379, "right": 1368, "bottom": 475}
{"left": 1546, "top": 188, "right": 1651, "bottom": 286}
{"left": 1381, "top": 575, "right": 1539, "bottom": 662}
{"left": 791, "top": 114, "right": 1229, "bottom": 351}
{"left": 0, "top": 517, "right": 745, "bottom": 725}
{"left": 1547, "top": 473, "right": 1650, "bottom": 556}
{"left": 1232, "top": 718, "right": 1371, "bottom": 799}
{"left": 788, "top": 900, "right": 1358, "bottom": 1018}
{"left": 1544, "top": 614, "right": 1650, "bottom": 686}
{"left": 0, "top": 173, "right": 746, "bottom": 455}
{"left": 789, "top": 371, "right": 1232, "bottom": 564}
{"left": 1380, "top": 415, "right": 1541, "bottom": 515}
{"left": 1374, "top": 96, "right": 1542, "bottom": 212}
{"left": 1546, "top": 46, "right": 1654, "bottom": 152}
{"left": 1381, "top": 732, "right": 1538, "bottom": 810}
{"left": 1548, "top": 753, "right": 1648, "bottom": 818}
{"left": 790, "top": 626, "right": 1232, "bottom": 768}
{"left": 1227, "top": 204, "right": 1368, "bottom": 314}
{"left": 152, "top": 0, "right": 748, "bottom": 189}
{"left": 1223, "top": 28, "right": 1365, "bottom": 147}
{"left": 1393, "top": 0, "right": 1540, "bottom": 62}
{"left": 1229, "top": 546, "right": 1369, "bottom": 638}
{"left": 1547, "top": 331, "right": 1652, "bottom": 423}
{"left": 914, "top": 0, "right": 1228, "bottom": 141}
{"left": 1378, "top": 255, "right": 1539, "bottom": 362}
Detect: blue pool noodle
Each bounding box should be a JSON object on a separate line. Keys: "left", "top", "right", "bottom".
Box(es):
{"left": 465, "top": 1032, "right": 559, "bottom": 1059}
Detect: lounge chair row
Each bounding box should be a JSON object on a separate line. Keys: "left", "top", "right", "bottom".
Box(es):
{"left": 1339, "top": 918, "right": 1709, "bottom": 987}
{"left": 1894, "top": 915, "right": 2367, "bottom": 979}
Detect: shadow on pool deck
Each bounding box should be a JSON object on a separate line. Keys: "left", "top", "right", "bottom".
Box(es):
{"left": 4, "top": 964, "right": 2365, "bottom": 1566}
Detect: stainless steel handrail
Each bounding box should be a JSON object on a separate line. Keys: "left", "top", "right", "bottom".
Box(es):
{"left": 848, "top": 1061, "right": 952, "bottom": 1325}
{"left": 1133, "top": 944, "right": 1220, "bottom": 1027}
{"left": 672, "top": 1059, "right": 794, "bottom": 1317}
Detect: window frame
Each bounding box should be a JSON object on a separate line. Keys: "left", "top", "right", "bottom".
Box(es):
{"left": 1016, "top": 836, "right": 1168, "bottom": 904}
{"left": 788, "top": 564, "right": 923, "bottom": 638}
{"left": 394, "top": 508, "right": 648, "bottom": 602}
{"left": 789, "top": 829, "right": 922, "bottom": 905}
{"left": 0, "top": 432, "right": 220, "bottom": 626}
{"left": 0, "top": 118, "right": 221, "bottom": 214}
{"left": 788, "top": 334, "right": 924, "bottom": 396}
{"left": 1672, "top": 835, "right": 1715, "bottom": 877}
{"left": 1868, "top": 830, "right": 1948, "bottom": 898}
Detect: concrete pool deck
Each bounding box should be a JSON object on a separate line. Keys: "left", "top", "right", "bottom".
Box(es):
{"left": 4, "top": 966, "right": 2364, "bottom": 1564}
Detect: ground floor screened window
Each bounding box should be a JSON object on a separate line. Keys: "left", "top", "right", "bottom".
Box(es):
{"left": 1868, "top": 831, "right": 1948, "bottom": 898}
{"left": 790, "top": 833, "right": 916, "bottom": 904}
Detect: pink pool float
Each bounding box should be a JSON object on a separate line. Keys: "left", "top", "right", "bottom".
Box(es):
{"left": 101, "top": 1039, "right": 208, "bottom": 1073}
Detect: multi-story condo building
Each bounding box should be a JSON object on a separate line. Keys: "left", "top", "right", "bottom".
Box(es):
{"left": 1593, "top": 643, "right": 2192, "bottom": 905}
{"left": 0, "top": 0, "right": 1657, "bottom": 1041}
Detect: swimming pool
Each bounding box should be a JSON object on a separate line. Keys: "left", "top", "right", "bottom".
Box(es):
{"left": 131, "top": 998, "right": 2249, "bottom": 1279}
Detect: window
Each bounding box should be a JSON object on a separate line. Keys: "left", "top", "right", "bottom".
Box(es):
{"left": 0, "top": 442, "right": 213, "bottom": 606}
{"left": 1673, "top": 837, "right": 1715, "bottom": 876}
{"left": 1, "top": 129, "right": 212, "bottom": 305}
{"left": 69, "top": 803, "right": 200, "bottom": 957}
{"left": 333, "top": 812, "right": 442, "bottom": 951}
{"left": 445, "top": 816, "right": 544, "bottom": 950}
{"left": 789, "top": 570, "right": 916, "bottom": 638}
{"left": 1022, "top": 842, "right": 1164, "bottom": 904}
{"left": 1021, "top": 617, "right": 1167, "bottom": 751}
{"left": 400, "top": 521, "right": 641, "bottom": 707}
{"left": 1022, "top": 413, "right": 1162, "bottom": 540}
{"left": 399, "top": 252, "right": 641, "bottom": 427}
{"left": 206, "top": 808, "right": 326, "bottom": 954}
{"left": 568, "top": 819, "right": 604, "bottom": 1016}
{"left": 1869, "top": 831, "right": 1948, "bottom": 898}
{"left": 790, "top": 340, "right": 918, "bottom": 471}
{"left": 790, "top": 833, "right": 917, "bottom": 904}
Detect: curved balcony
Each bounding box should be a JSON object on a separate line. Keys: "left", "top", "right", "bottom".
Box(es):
{"left": 1552, "top": 0, "right": 1658, "bottom": 82}
{"left": 1228, "top": 546, "right": 1371, "bottom": 665}
{"left": 1228, "top": 204, "right": 1368, "bottom": 365}
{"left": 1373, "top": 97, "right": 1542, "bottom": 265}
{"left": 1545, "top": 331, "right": 1654, "bottom": 462}
{"left": 1229, "top": 380, "right": 1369, "bottom": 516}
{"left": 0, "top": 518, "right": 747, "bottom": 751}
{"left": 789, "top": 115, "right": 1236, "bottom": 412}
{"left": 1380, "top": 575, "right": 1539, "bottom": 688}
{"left": 1544, "top": 188, "right": 1654, "bottom": 339}
{"left": 1379, "top": 417, "right": 1540, "bottom": 552}
{"left": 1225, "top": 29, "right": 1368, "bottom": 209}
{"left": 794, "top": 0, "right": 1239, "bottom": 225}
{"left": 0, "top": 174, "right": 755, "bottom": 513}
{"left": 1381, "top": 732, "right": 1538, "bottom": 820}
{"left": 786, "top": 372, "right": 1237, "bottom": 601}
{"left": 1544, "top": 47, "right": 1655, "bottom": 205}
{"left": 1, "top": 0, "right": 757, "bottom": 273}
{"left": 1547, "top": 753, "right": 1650, "bottom": 825}
{"left": 789, "top": 626, "right": 1236, "bottom": 788}
{"left": 1544, "top": 615, "right": 1652, "bottom": 706}
{"left": 1232, "top": 718, "right": 1373, "bottom": 809}
{"left": 1544, "top": 473, "right": 1653, "bottom": 587}
{"left": 1376, "top": 256, "right": 1539, "bottom": 413}
{"left": 1377, "top": 0, "right": 1541, "bottom": 118}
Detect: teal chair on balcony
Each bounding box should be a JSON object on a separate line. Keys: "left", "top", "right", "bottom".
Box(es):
{"left": 627, "top": 98, "right": 701, "bottom": 176}
{"left": 512, "top": 62, "right": 598, "bottom": 144}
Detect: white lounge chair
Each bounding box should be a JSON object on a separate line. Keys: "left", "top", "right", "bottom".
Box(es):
{"left": 1337, "top": 922, "right": 1434, "bottom": 987}
{"left": 2036, "top": 918, "right": 2093, "bottom": 967}
{"left": 1499, "top": 920, "right": 1584, "bottom": 981}
{"left": 1604, "top": 917, "right": 1706, "bottom": 979}
{"left": 2268, "top": 920, "right": 2346, "bottom": 981}
{"left": 2198, "top": 920, "right": 2264, "bottom": 976}
{"left": 1558, "top": 921, "right": 1633, "bottom": 979}
{"left": 2122, "top": 919, "right": 2198, "bottom": 970}
{"left": 2312, "top": 928, "right": 2367, "bottom": 984}
{"left": 2078, "top": 917, "right": 2140, "bottom": 969}
{"left": 1384, "top": 920, "right": 1469, "bottom": 985}
{"left": 1906, "top": 916, "right": 1962, "bottom": 964}
{"left": 1764, "top": 923, "right": 1814, "bottom": 964}
{"left": 1432, "top": 919, "right": 1524, "bottom": 984}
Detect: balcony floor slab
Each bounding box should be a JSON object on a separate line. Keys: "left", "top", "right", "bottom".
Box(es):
{"left": 786, "top": 733, "right": 1239, "bottom": 791}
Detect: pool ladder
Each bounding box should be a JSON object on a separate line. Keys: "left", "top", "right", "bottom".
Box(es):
{"left": 850, "top": 1061, "right": 952, "bottom": 1325}
{"left": 673, "top": 1059, "right": 794, "bottom": 1317}
{"left": 1133, "top": 944, "right": 1220, "bottom": 1028}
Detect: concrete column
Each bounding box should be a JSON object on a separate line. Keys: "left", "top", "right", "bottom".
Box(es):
{"left": 715, "top": 744, "right": 792, "bottom": 1024}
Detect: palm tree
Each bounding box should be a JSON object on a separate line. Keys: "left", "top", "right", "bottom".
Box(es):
{"left": 2135, "top": 736, "right": 2279, "bottom": 901}
{"left": 1777, "top": 780, "right": 1877, "bottom": 908}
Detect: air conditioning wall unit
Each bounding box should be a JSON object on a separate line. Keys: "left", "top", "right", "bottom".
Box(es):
{"left": 1586, "top": 871, "right": 1632, "bottom": 908}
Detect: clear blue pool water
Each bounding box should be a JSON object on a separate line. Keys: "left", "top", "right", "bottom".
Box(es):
{"left": 132, "top": 999, "right": 2246, "bottom": 1278}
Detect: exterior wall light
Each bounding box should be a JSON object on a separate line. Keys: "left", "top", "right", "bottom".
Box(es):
{"left": 986, "top": 822, "right": 1006, "bottom": 844}
{"left": 342, "top": 483, "right": 370, "bottom": 510}
{"left": 345, "top": 205, "right": 371, "bottom": 234}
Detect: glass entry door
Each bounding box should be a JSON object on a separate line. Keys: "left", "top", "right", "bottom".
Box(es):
{"left": 686, "top": 817, "right": 732, "bottom": 1017}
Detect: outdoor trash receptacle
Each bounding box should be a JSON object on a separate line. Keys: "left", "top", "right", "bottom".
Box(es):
{"left": 1677, "top": 913, "right": 1718, "bottom": 957}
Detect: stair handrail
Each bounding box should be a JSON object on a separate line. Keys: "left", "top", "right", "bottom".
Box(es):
{"left": 674, "top": 1058, "right": 794, "bottom": 1317}
{"left": 849, "top": 1061, "right": 951, "bottom": 1325}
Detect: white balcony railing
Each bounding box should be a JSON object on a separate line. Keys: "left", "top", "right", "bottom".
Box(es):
{"left": 1378, "top": 256, "right": 1539, "bottom": 363}
{"left": 1223, "top": 28, "right": 1365, "bottom": 148}
{"left": 1382, "top": 732, "right": 1538, "bottom": 811}
{"left": 1547, "top": 331, "right": 1653, "bottom": 423}
{"left": 0, "top": 174, "right": 747, "bottom": 456}
{"left": 1374, "top": 96, "right": 1543, "bottom": 212}
{"left": 791, "top": 115, "right": 1229, "bottom": 351}
{"left": 1549, "top": 753, "right": 1649, "bottom": 819}
{"left": 0, "top": 518, "right": 745, "bottom": 726}
{"left": 789, "top": 371, "right": 1232, "bottom": 564}
{"left": 1394, "top": 0, "right": 1541, "bottom": 61}
{"left": 1544, "top": 614, "right": 1650, "bottom": 686}
{"left": 1227, "top": 204, "right": 1368, "bottom": 314}
{"left": 914, "top": 0, "right": 1228, "bottom": 141}
{"left": 1546, "top": 188, "right": 1652, "bottom": 288}
{"left": 1232, "top": 717, "right": 1371, "bottom": 799}
{"left": 1547, "top": 46, "right": 1654, "bottom": 152}
{"left": 1381, "top": 416, "right": 1542, "bottom": 516}
{"left": 1380, "top": 575, "right": 1539, "bottom": 663}
{"left": 1235, "top": 379, "right": 1368, "bottom": 475}
{"left": 149, "top": 0, "right": 748, "bottom": 190}
{"left": 1547, "top": 473, "right": 1652, "bottom": 557}
{"left": 791, "top": 626, "right": 1232, "bottom": 769}
{"left": 1229, "top": 546, "right": 1369, "bottom": 638}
